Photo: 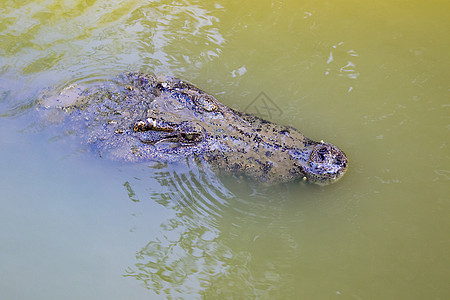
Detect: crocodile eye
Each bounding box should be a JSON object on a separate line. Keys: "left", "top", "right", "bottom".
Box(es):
{"left": 180, "top": 132, "right": 201, "bottom": 142}
{"left": 194, "top": 95, "right": 217, "bottom": 112}
{"left": 183, "top": 133, "right": 194, "bottom": 140}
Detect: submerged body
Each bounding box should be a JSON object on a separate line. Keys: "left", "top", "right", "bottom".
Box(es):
{"left": 41, "top": 72, "right": 348, "bottom": 184}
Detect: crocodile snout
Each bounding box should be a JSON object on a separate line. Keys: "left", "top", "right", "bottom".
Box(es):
{"left": 305, "top": 142, "right": 348, "bottom": 185}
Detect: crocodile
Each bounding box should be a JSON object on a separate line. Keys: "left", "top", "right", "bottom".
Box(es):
{"left": 41, "top": 72, "right": 348, "bottom": 185}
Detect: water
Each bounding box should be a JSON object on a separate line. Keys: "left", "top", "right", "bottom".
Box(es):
{"left": 1, "top": 0, "right": 449, "bottom": 299}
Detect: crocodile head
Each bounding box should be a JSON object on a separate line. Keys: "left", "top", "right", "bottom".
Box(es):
{"left": 42, "top": 72, "right": 348, "bottom": 185}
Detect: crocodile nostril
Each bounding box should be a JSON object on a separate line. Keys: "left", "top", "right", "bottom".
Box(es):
{"left": 313, "top": 145, "right": 330, "bottom": 163}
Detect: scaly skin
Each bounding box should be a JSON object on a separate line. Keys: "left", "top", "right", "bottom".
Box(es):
{"left": 41, "top": 72, "right": 348, "bottom": 184}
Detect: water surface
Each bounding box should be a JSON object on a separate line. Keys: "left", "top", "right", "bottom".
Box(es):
{"left": 0, "top": 0, "right": 449, "bottom": 299}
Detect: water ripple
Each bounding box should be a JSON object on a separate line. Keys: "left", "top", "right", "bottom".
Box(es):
{"left": 0, "top": 0, "right": 226, "bottom": 102}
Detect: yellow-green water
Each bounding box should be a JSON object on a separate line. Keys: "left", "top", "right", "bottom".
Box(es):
{"left": 0, "top": 0, "right": 448, "bottom": 299}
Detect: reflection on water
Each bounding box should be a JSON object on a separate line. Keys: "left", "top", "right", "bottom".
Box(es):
{"left": 130, "top": 1, "right": 225, "bottom": 72}
{"left": 122, "top": 162, "right": 307, "bottom": 297}
{"left": 324, "top": 42, "right": 360, "bottom": 83}
{"left": 1, "top": 0, "right": 225, "bottom": 85}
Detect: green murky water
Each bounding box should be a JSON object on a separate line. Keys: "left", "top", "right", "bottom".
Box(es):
{"left": 0, "top": 0, "right": 448, "bottom": 299}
